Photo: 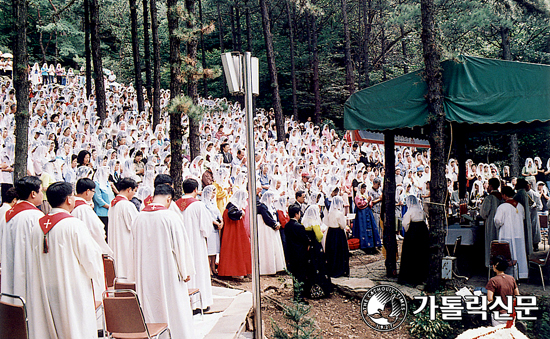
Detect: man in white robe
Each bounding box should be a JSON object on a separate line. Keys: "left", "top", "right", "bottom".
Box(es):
{"left": 0, "top": 176, "right": 47, "bottom": 338}
{"left": 177, "top": 178, "right": 213, "bottom": 309}
{"left": 153, "top": 174, "right": 195, "bottom": 274}
{"left": 134, "top": 184, "right": 195, "bottom": 338}
{"left": 494, "top": 186, "right": 528, "bottom": 280}
{"left": 72, "top": 178, "right": 113, "bottom": 298}
{"left": 107, "top": 177, "right": 138, "bottom": 281}
{"left": 72, "top": 178, "right": 113, "bottom": 256}
{"left": 31, "top": 181, "right": 104, "bottom": 338}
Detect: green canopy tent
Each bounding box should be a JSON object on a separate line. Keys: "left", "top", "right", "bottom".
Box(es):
{"left": 344, "top": 55, "right": 550, "bottom": 131}
{"left": 343, "top": 55, "right": 550, "bottom": 282}
{"left": 344, "top": 54, "right": 550, "bottom": 198}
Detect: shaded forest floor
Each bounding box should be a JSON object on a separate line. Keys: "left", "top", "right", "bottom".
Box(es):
{"left": 212, "top": 249, "right": 413, "bottom": 339}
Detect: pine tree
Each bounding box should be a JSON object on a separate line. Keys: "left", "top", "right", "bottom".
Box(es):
{"left": 270, "top": 273, "right": 321, "bottom": 339}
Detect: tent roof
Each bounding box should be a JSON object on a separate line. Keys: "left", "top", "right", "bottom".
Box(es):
{"left": 344, "top": 56, "right": 550, "bottom": 131}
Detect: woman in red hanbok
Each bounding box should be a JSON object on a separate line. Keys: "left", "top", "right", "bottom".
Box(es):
{"left": 218, "top": 189, "right": 252, "bottom": 277}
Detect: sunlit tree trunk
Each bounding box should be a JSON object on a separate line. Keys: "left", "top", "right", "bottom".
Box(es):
{"left": 90, "top": 0, "right": 106, "bottom": 121}
{"left": 12, "top": 0, "right": 29, "bottom": 180}
{"left": 421, "top": 0, "right": 446, "bottom": 293}
{"left": 129, "top": 0, "right": 145, "bottom": 113}
{"left": 259, "top": 0, "right": 284, "bottom": 141}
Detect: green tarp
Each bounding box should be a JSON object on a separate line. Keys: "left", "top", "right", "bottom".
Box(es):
{"left": 344, "top": 56, "right": 550, "bottom": 131}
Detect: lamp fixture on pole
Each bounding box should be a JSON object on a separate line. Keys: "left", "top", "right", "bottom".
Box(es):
{"left": 221, "top": 51, "right": 262, "bottom": 338}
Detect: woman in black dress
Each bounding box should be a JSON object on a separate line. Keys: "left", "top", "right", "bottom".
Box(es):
{"left": 323, "top": 196, "right": 350, "bottom": 278}
{"left": 398, "top": 195, "right": 430, "bottom": 286}
{"left": 301, "top": 205, "right": 333, "bottom": 298}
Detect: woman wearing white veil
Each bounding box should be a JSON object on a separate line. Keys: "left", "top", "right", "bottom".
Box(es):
{"left": 300, "top": 204, "right": 333, "bottom": 298}
{"left": 135, "top": 170, "right": 155, "bottom": 207}
{"left": 324, "top": 196, "right": 350, "bottom": 277}
{"left": 257, "top": 191, "right": 286, "bottom": 275}
{"left": 202, "top": 185, "right": 223, "bottom": 275}
{"left": 522, "top": 157, "right": 537, "bottom": 188}
{"left": 75, "top": 165, "right": 93, "bottom": 180}
{"left": 93, "top": 165, "right": 115, "bottom": 231}
{"left": 398, "top": 195, "right": 429, "bottom": 285}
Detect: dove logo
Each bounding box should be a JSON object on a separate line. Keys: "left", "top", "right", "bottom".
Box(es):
{"left": 360, "top": 284, "right": 408, "bottom": 332}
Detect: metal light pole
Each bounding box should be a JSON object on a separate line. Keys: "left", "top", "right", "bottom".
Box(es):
{"left": 221, "top": 51, "right": 262, "bottom": 338}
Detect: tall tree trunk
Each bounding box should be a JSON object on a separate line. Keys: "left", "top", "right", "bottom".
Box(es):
{"left": 400, "top": 24, "right": 409, "bottom": 74}
{"left": 362, "top": 0, "right": 373, "bottom": 88}
{"left": 198, "top": 0, "right": 208, "bottom": 97}
{"left": 143, "top": 0, "right": 153, "bottom": 103}
{"left": 383, "top": 131, "right": 397, "bottom": 277}
{"left": 84, "top": 0, "right": 92, "bottom": 99}
{"left": 151, "top": 0, "right": 161, "bottom": 130}
{"left": 129, "top": 0, "right": 145, "bottom": 113}
{"left": 186, "top": 0, "right": 201, "bottom": 161}
{"left": 235, "top": 0, "right": 242, "bottom": 52}
{"left": 286, "top": 1, "right": 298, "bottom": 120}
{"left": 421, "top": 0, "right": 446, "bottom": 293}
{"left": 500, "top": 26, "right": 519, "bottom": 176}
{"left": 380, "top": 19, "right": 387, "bottom": 81}
{"left": 37, "top": 8, "right": 52, "bottom": 65}
{"left": 217, "top": 1, "right": 225, "bottom": 52}
{"left": 245, "top": 0, "right": 252, "bottom": 52}
{"left": 500, "top": 26, "right": 511, "bottom": 60}
{"left": 168, "top": 0, "right": 183, "bottom": 196}
{"left": 90, "top": 0, "right": 106, "bottom": 121}
{"left": 311, "top": 14, "right": 321, "bottom": 125}
{"left": 12, "top": 0, "right": 29, "bottom": 181}
{"left": 217, "top": 1, "right": 228, "bottom": 97}
{"left": 259, "top": 0, "right": 284, "bottom": 142}
{"left": 230, "top": 4, "right": 237, "bottom": 50}
{"left": 342, "top": 0, "right": 355, "bottom": 94}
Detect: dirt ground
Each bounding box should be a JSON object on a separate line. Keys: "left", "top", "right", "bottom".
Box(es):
{"left": 212, "top": 250, "right": 413, "bottom": 339}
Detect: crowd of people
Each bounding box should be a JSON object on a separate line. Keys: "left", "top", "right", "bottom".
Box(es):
{"left": 0, "top": 52, "right": 12, "bottom": 77}
{"left": 0, "top": 58, "right": 548, "bottom": 337}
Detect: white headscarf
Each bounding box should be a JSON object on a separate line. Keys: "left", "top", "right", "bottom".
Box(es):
{"left": 229, "top": 189, "right": 248, "bottom": 210}
{"left": 94, "top": 166, "right": 111, "bottom": 190}
{"left": 202, "top": 185, "right": 222, "bottom": 221}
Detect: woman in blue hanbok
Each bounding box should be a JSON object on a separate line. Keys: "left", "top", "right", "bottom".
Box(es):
{"left": 352, "top": 183, "right": 381, "bottom": 252}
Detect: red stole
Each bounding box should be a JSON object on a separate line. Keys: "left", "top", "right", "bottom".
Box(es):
{"left": 5, "top": 201, "right": 41, "bottom": 223}
{"left": 176, "top": 197, "right": 198, "bottom": 212}
{"left": 504, "top": 199, "right": 519, "bottom": 208}
{"left": 39, "top": 212, "right": 74, "bottom": 253}
{"left": 74, "top": 200, "right": 88, "bottom": 208}
{"left": 143, "top": 195, "right": 154, "bottom": 207}
{"left": 111, "top": 195, "right": 128, "bottom": 207}
{"left": 142, "top": 203, "right": 168, "bottom": 212}
{"left": 490, "top": 191, "right": 502, "bottom": 201}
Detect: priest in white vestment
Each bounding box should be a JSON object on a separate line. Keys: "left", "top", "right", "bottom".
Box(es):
{"left": 72, "top": 178, "right": 113, "bottom": 298}
{"left": 31, "top": 181, "right": 104, "bottom": 338}
{"left": 153, "top": 174, "right": 196, "bottom": 276}
{"left": 134, "top": 184, "right": 195, "bottom": 338}
{"left": 494, "top": 186, "right": 528, "bottom": 279}
{"left": 0, "top": 186, "right": 18, "bottom": 221}
{"left": 107, "top": 177, "right": 138, "bottom": 281}
{"left": 177, "top": 178, "right": 213, "bottom": 309}
{"left": 72, "top": 178, "right": 113, "bottom": 256}
{"left": 0, "top": 176, "right": 48, "bottom": 338}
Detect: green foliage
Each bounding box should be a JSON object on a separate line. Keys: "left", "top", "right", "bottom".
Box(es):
{"left": 3, "top": 0, "right": 549, "bottom": 149}
{"left": 408, "top": 305, "right": 454, "bottom": 339}
{"left": 270, "top": 271, "right": 321, "bottom": 339}
{"left": 526, "top": 295, "right": 550, "bottom": 339}
{"left": 168, "top": 94, "right": 205, "bottom": 121}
